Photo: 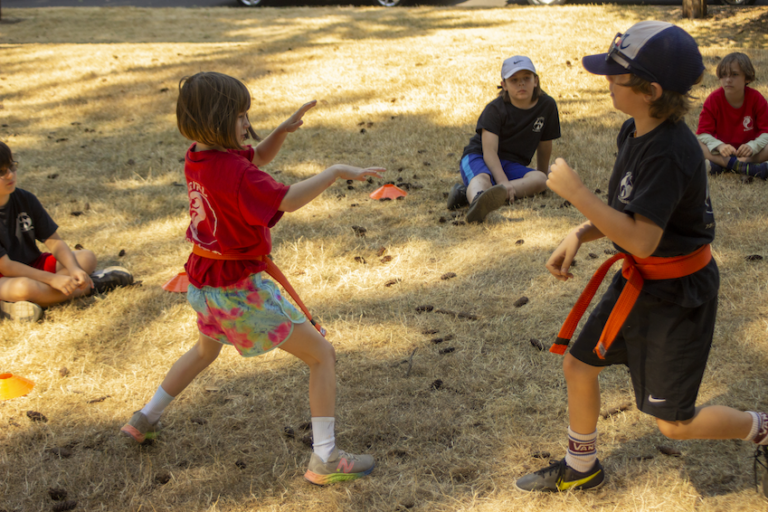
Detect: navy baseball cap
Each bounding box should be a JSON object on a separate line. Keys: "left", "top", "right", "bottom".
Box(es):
{"left": 582, "top": 21, "right": 704, "bottom": 94}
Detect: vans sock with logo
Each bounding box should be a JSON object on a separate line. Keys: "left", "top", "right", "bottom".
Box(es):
{"left": 744, "top": 412, "right": 768, "bottom": 445}
{"left": 564, "top": 427, "right": 598, "bottom": 473}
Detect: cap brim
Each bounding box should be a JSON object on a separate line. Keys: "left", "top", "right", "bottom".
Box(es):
{"left": 502, "top": 65, "right": 536, "bottom": 80}
{"left": 582, "top": 54, "right": 628, "bottom": 76}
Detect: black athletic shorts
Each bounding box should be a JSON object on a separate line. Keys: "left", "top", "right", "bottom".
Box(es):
{"left": 569, "top": 271, "right": 717, "bottom": 422}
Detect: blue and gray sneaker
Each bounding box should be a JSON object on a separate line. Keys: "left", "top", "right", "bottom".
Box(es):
{"left": 515, "top": 458, "right": 605, "bottom": 492}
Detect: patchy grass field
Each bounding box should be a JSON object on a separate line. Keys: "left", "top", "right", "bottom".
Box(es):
{"left": 2, "top": 5, "right": 768, "bottom": 511}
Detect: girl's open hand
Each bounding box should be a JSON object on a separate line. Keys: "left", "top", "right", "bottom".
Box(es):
{"left": 333, "top": 165, "right": 386, "bottom": 181}
{"left": 546, "top": 157, "right": 585, "bottom": 202}
{"left": 281, "top": 100, "right": 317, "bottom": 133}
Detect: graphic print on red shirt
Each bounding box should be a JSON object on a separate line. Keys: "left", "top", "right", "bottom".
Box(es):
{"left": 183, "top": 144, "right": 290, "bottom": 288}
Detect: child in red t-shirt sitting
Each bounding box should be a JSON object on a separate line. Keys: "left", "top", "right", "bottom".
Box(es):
{"left": 121, "top": 72, "right": 385, "bottom": 486}
{"left": 697, "top": 52, "right": 768, "bottom": 179}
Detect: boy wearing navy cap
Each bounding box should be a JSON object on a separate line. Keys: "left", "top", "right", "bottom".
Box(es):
{"left": 516, "top": 21, "right": 768, "bottom": 493}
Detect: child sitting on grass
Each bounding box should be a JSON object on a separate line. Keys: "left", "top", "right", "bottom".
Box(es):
{"left": 0, "top": 141, "right": 133, "bottom": 322}
{"left": 121, "top": 72, "right": 384, "bottom": 486}
{"left": 446, "top": 55, "right": 561, "bottom": 223}
{"left": 516, "top": 22, "right": 768, "bottom": 494}
{"left": 697, "top": 52, "right": 768, "bottom": 179}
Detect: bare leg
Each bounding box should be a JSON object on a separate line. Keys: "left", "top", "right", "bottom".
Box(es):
{"left": 0, "top": 250, "right": 99, "bottom": 307}
{"left": 509, "top": 170, "right": 548, "bottom": 199}
{"left": 699, "top": 141, "right": 730, "bottom": 168}
{"left": 160, "top": 333, "right": 222, "bottom": 397}
{"left": 466, "top": 174, "right": 493, "bottom": 205}
{"left": 279, "top": 321, "right": 337, "bottom": 417}
{"left": 656, "top": 405, "right": 753, "bottom": 440}
{"left": 563, "top": 353, "right": 604, "bottom": 434}
{"left": 740, "top": 144, "right": 768, "bottom": 164}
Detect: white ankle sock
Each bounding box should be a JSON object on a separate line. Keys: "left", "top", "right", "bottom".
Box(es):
{"left": 311, "top": 417, "right": 336, "bottom": 463}
{"left": 140, "top": 386, "right": 174, "bottom": 425}
{"left": 564, "top": 427, "right": 598, "bottom": 473}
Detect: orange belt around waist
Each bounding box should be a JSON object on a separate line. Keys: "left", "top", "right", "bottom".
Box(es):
{"left": 550, "top": 244, "right": 712, "bottom": 359}
{"left": 191, "top": 244, "right": 326, "bottom": 337}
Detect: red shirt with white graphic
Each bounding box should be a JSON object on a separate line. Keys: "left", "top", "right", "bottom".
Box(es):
{"left": 696, "top": 86, "right": 768, "bottom": 147}
{"left": 183, "top": 144, "right": 289, "bottom": 288}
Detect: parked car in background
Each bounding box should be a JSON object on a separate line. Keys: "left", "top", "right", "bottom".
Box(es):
{"left": 238, "top": 0, "right": 754, "bottom": 6}
{"left": 238, "top": 0, "right": 403, "bottom": 5}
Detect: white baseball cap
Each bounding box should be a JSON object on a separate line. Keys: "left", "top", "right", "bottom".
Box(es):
{"left": 502, "top": 56, "right": 536, "bottom": 79}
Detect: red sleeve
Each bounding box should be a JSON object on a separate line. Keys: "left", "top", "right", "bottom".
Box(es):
{"left": 237, "top": 163, "right": 289, "bottom": 228}
{"left": 751, "top": 88, "right": 768, "bottom": 136}
{"left": 696, "top": 91, "right": 718, "bottom": 136}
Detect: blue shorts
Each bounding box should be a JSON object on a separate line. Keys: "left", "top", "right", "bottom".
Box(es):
{"left": 460, "top": 153, "right": 537, "bottom": 186}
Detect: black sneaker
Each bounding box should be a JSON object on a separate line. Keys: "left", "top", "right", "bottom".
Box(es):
{"left": 515, "top": 458, "right": 605, "bottom": 492}
{"left": 447, "top": 183, "right": 469, "bottom": 210}
{"left": 91, "top": 266, "right": 133, "bottom": 293}
{"left": 465, "top": 184, "right": 507, "bottom": 224}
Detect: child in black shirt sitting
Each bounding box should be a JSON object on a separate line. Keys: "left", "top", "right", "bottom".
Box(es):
{"left": 0, "top": 141, "right": 132, "bottom": 322}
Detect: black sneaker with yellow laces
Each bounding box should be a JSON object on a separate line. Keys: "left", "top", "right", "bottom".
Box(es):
{"left": 515, "top": 458, "right": 605, "bottom": 492}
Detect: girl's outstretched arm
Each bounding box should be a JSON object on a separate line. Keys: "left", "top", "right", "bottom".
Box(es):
{"left": 279, "top": 165, "right": 385, "bottom": 213}
{"left": 252, "top": 101, "right": 317, "bottom": 167}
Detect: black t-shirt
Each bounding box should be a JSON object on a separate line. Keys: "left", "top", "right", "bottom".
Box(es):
{"left": 608, "top": 118, "right": 718, "bottom": 307}
{"left": 0, "top": 188, "right": 59, "bottom": 266}
{"left": 461, "top": 93, "right": 561, "bottom": 165}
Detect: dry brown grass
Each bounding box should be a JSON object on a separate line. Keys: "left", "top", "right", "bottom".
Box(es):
{"left": 1, "top": 5, "right": 768, "bottom": 511}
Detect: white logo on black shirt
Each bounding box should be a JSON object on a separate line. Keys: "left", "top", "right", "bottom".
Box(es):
{"left": 533, "top": 117, "right": 545, "bottom": 133}
{"left": 17, "top": 213, "right": 32, "bottom": 233}
{"left": 618, "top": 172, "right": 633, "bottom": 204}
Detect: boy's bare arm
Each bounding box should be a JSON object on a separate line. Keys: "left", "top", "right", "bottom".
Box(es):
{"left": 481, "top": 130, "right": 510, "bottom": 185}
{"left": 0, "top": 254, "right": 81, "bottom": 295}
{"left": 536, "top": 140, "right": 552, "bottom": 174}
{"left": 548, "top": 158, "right": 662, "bottom": 258}
{"left": 44, "top": 233, "right": 92, "bottom": 291}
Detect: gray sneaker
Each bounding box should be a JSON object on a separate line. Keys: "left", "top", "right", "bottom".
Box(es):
{"left": 120, "top": 411, "right": 160, "bottom": 444}
{"left": 447, "top": 183, "right": 469, "bottom": 210}
{"left": 466, "top": 184, "right": 507, "bottom": 223}
{"left": 0, "top": 301, "right": 43, "bottom": 322}
{"left": 91, "top": 267, "right": 133, "bottom": 294}
{"left": 304, "top": 447, "right": 375, "bottom": 485}
{"left": 516, "top": 458, "right": 605, "bottom": 492}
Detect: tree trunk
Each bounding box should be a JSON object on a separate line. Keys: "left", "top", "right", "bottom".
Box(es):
{"left": 682, "top": 0, "right": 707, "bottom": 19}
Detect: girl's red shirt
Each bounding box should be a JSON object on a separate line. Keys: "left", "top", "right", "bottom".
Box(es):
{"left": 182, "top": 144, "right": 289, "bottom": 288}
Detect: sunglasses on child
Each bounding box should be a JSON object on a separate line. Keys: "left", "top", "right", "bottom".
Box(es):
{"left": 0, "top": 162, "right": 18, "bottom": 179}
{"left": 606, "top": 32, "right": 660, "bottom": 84}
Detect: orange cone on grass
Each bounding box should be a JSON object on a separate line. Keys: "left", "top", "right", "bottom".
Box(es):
{"left": 163, "top": 271, "right": 190, "bottom": 293}
{"left": 369, "top": 184, "right": 407, "bottom": 201}
{"left": 0, "top": 373, "right": 35, "bottom": 400}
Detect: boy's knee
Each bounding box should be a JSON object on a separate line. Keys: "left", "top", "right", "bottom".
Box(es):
{"left": 317, "top": 338, "right": 336, "bottom": 365}
{"left": 656, "top": 418, "right": 691, "bottom": 440}
{"left": 530, "top": 170, "right": 548, "bottom": 189}
{"left": 563, "top": 354, "right": 598, "bottom": 383}
{"left": 75, "top": 250, "right": 97, "bottom": 273}
{"left": 3, "top": 278, "right": 40, "bottom": 301}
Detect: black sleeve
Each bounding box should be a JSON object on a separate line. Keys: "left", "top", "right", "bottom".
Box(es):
{"left": 475, "top": 99, "right": 504, "bottom": 137}
{"left": 26, "top": 193, "right": 58, "bottom": 242}
{"left": 541, "top": 98, "right": 561, "bottom": 141}
{"left": 623, "top": 154, "right": 689, "bottom": 230}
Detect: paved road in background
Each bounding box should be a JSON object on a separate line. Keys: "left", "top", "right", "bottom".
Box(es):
{"left": 8, "top": 0, "right": 765, "bottom": 10}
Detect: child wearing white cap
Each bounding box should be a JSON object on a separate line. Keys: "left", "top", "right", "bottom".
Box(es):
{"left": 446, "top": 55, "right": 561, "bottom": 223}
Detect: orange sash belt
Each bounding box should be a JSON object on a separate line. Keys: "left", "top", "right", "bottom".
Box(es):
{"left": 192, "top": 245, "right": 326, "bottom": 337}
{"left": 550, "top": 244, "right": 712, "bottom": 359}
